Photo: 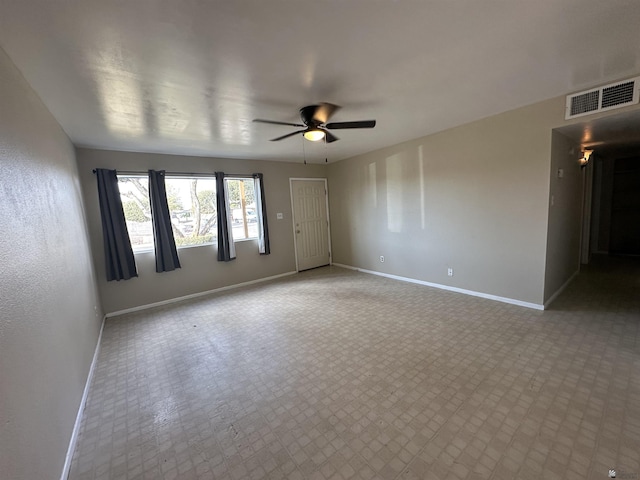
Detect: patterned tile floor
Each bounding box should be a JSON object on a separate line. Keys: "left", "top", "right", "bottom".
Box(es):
{"left": 68, "top": 256, "right": 640, "bottom": 480}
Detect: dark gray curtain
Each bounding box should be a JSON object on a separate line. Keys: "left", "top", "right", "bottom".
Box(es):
{"left": 253, "top": 173, "right": 270, "bottom": 255}
{"left": 95, "top": 168, "right": 138, "bottom": 281}
{"left": 215, "top": 172, "right": 236, "bottom": 261}
{"left": 148, "top": 170, "right": 181, "bottom": 272}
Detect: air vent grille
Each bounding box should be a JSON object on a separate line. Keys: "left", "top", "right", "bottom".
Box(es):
{"left": 570, "top": 91, "right": 600, "bottom": 116}
{"left": 565, "top": 76, "right": 640, "bottom": 119}
{"left": 601, "top": 81, "right": 634, "bottom": 108}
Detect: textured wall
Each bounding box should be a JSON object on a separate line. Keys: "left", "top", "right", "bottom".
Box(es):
{"left": 76, "top": 148, "right": 327, "bottom": 314}
{"left": 0, "top": 48, "right": 102, "bottom": 479}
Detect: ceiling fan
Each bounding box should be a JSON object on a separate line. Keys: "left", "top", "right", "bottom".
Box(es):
{"left": 253, "top": 103, "right": 376, "bottom": 143}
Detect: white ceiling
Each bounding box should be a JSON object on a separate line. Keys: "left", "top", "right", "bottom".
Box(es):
{"left": 1, "top": 1, "right": 640, "bottom": 163}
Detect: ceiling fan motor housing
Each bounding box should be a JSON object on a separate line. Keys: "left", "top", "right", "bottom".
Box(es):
{"left": 300, "top": 105, "right": 322, "bottom": 127}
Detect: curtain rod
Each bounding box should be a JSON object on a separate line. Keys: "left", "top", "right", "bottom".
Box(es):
{"left": 92, "top": 169, "right": 256, "bottom": 179}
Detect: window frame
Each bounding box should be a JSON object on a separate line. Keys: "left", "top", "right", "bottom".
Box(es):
{"left": 117, "top": 173, "right": 218, "bottom": 253}
{"left": 225, "top": 176, "right": 260, "bottom": 242}
{"left": 164, "top": 175, "right": 218, "bottom": 250}
{"left": 117, "top": 174, "right": 154, "bottom": 254}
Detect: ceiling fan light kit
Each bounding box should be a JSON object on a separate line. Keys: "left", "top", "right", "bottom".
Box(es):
{"left": 303, "top": 129, "right": 325, "bottom": 141}
{"left": 253, "top": 103, "right": 376, "bottom": 143}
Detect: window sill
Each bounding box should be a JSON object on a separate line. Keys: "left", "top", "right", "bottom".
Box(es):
{"left": 233, "top": 237, "right": 258, "bottom": 243}
{"left": 132, "top": 238, "right": 256, "bottom": 255}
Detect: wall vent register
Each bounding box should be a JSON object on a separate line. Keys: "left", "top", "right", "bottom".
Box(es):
{"left": 565, "top": 76, "right": 639, "bottom": 119}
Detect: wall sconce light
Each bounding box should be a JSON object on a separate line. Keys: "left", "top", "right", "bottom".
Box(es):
{"left": 580, "top": 149, "right": 593, "bottom": 168}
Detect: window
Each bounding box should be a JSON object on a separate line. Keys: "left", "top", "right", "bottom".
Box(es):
{"left": 165, "top": 177, "right": 217, "bottom": 247}
{"left": 118, "top": 176, "right": 153, "bottom": 252}
{"left": 118, "top": 175, "right": 217, "bottom": 251}
{"left": 225, "top": 177, "right": 258, "bottom": 241}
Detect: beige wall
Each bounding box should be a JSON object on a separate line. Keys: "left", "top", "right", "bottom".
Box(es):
{"left": 543, "top": 131, "right": 583, "bottom": 303}
{"left": 327, "top": 94, "right": 640, "bottom": 307}
{"left": 327, "top": 98, "right": 570, "bottom": 306}
{"left": 76, "top": 148, "right": 326, "bottom": 313}
{"left": 0, "top": 48, "right": 102, "bottom": 479}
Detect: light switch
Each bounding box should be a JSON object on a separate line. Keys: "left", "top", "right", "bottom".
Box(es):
{"left": 276, "top": 212, "right": 283, "bottom": 220}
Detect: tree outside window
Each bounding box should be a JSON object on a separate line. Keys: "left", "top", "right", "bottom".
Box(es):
{"left": 225, "top": 178, "right": 258, "bottom": 240}
{"left": 118, "top": 175, "right": 217, "bottom": 251}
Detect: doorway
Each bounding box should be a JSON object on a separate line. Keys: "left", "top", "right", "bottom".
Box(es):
{"left": 553, "top": 108, "right": 640, "bottom": 261}
{"left": 610, "top": 157, "right": 640, "bottom": 255}
{"left": 290, "top": 178, "right": 331, "bottom": 271}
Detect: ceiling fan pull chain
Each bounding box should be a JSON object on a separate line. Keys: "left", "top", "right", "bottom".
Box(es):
{"left": 325, "top": 135, "right": 328, "bottom": 163}
{"left": 302, "top": 133, "right": 307, "bottom": 165}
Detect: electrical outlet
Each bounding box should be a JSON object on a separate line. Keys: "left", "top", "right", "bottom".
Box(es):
{"left": 447, "top": 267, "right": 453, "bottom": 276}
{"left": 380, "top": 256, "right": 385, "bottom": 263}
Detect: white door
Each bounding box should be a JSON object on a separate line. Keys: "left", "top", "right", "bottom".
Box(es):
{"left": 290, "top": 179, "right": 331, "bottom": 271}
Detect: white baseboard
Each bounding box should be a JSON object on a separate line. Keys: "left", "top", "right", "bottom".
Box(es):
{"left": 106, "top": 271, "right": 298, "bottom": 318}
{"left": 332, "top": 263, "right": 544, "bottom": 310}
{"left": 543, "top": 270, "right": 579, "bottom": 309}
{"left": 60, "top": 315, "right": 105, "bottom": 480}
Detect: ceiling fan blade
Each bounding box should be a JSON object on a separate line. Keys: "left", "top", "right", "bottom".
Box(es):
{"left": 313, "top": 103, "right": 341, "bottom": 124}
{"left": 253, "top": 119, "right": 305, "bottom": 127}
{"left": 326, "top": 120, "right": 376, "bottom": 129}
{"left": 270, "top": 130, "right": 306, "bottom": 141}
{"left": 324, "top": 130, "right": 339, "bottom": 143}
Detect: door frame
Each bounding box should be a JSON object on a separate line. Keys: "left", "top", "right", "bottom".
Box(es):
{"left": 580, "top": 159, "right": 594, "bottom": 264}
{"left": 289, "top": 177, "right": 332, "bottom": 272}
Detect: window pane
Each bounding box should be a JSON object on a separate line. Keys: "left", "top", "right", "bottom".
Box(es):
{"left": 118, "top": 176, "right": 153, "bottom": 252}
{"left": 226, "top": 178, "right": 258, "bottom": 241}
{"left": 165, "top": 177, "right": 217, "bottom": 248}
